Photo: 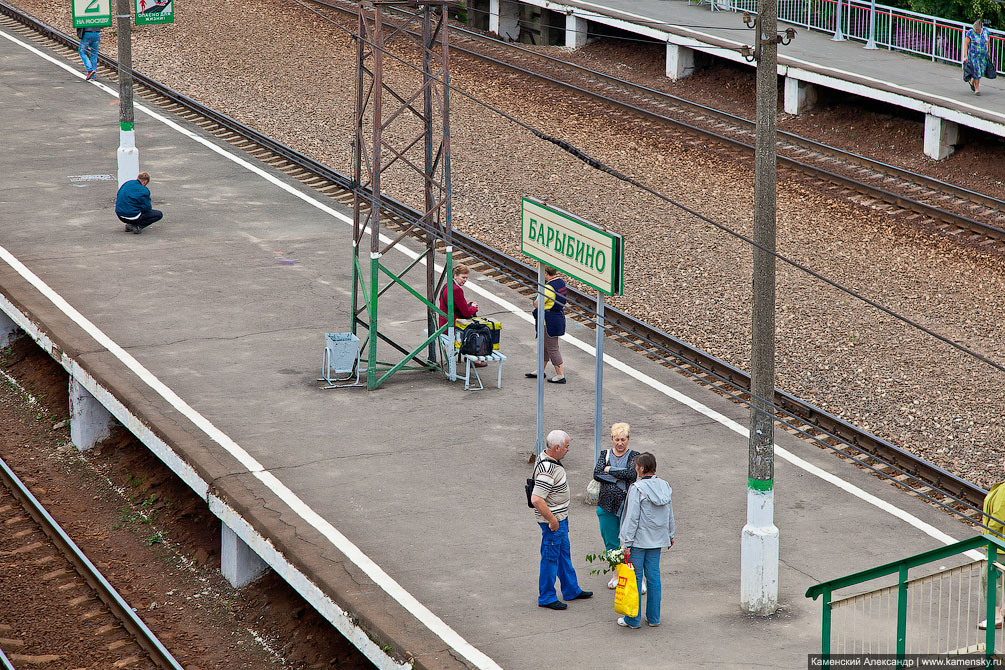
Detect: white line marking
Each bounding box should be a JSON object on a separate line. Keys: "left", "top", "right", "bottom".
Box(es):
{"left": 0, "top": 21, "right": 978, "bottom": 663}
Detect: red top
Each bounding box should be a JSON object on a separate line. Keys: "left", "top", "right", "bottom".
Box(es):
{"left": 438, "top": 281, "right": 478, "bottom": 327}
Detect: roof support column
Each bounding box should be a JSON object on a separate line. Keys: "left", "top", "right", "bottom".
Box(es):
{"left": 923, "top": 114, "right": 958, "bottom": 161}
{"left": 665, "top": 43, "right": 695, "bottom": 81}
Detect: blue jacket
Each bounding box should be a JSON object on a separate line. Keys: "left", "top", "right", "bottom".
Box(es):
{"left": 115, "top": 179, "right": 152, "bottom": 217}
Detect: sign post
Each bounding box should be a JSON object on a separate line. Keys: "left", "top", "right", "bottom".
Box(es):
{"left": 521, "top": 198, "right": 624, "bottom": 462}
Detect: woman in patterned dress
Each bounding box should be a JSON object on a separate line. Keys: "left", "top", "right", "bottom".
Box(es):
{"left": 963, "top": 19, "right": 990, "bottom": 96}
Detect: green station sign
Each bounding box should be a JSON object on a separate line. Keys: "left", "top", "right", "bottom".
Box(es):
{"left": 520, "top": 197, "right": 624, "bottom": 296}
{"left": 71, "top": 0, "right": 112, "bottom": 28}
{"left": 134, "top": 0, "right": 174, "bottom": 25}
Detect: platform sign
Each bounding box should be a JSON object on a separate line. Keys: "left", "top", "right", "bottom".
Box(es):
{"left": 71, "top": 0, "right": 112, "bottom": 29}
{"left": 521, "top": 197, "right": 624, "bottom": 296}
{"left": 134, "top": 0, "right": 174, "bottom": 25}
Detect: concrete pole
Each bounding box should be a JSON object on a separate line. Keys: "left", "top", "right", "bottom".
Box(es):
{"left": 741, "top": 0, "right": 779, "bottom": 616}
{"left": 832, "top": 0, "right": 845, "bottom": 41}
{"left": 115, "top": 0, "right": 138, "bottom": 187}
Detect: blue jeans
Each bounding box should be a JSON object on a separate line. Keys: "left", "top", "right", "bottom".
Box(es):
{"left": 596, "top": 506, "right": 621, "bottom": 552}
{"left": 624, "top": 547, "right": 662, "bottom": 627}
{"left": 79, "top": 32, "right": 100, "bottom": 72}
{"left": 538, "top": 518, "right": 583, "bottom": 605}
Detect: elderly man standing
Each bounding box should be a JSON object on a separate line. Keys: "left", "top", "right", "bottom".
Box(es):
{"left": 530, "top": 429, "right": 592, "bottom": 610}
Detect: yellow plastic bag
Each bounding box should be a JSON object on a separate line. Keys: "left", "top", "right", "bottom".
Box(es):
{"left": 613, "top": 562, "right": 639, "bottom": 618}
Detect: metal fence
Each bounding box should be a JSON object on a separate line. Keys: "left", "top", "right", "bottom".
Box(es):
{"left": 723, "top": 0, "right": 1005, "bottom": 72}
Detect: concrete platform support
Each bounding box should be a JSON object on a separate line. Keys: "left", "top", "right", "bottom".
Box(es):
{"left": 69, "top": 377, "right": 114, "bottom": 451}
{"left": 221, "top": 524, "right": 268, "bottom": 588}
{"left": 783, "top": 77, "right": 817, "bottom": 115}
{"left": 665, "top": 43, "right": 695, "bottom": 81}
{"left": 0, "top": 311, "right": 22, "bottom": 348}
{"left": 489, "top": 0, "right": 520, "bottom": 42}
{"left": 924, "top": 114, "right": 958, "bottom": 160}
{"left": 565, "top": 14, "right": 587, "bottom": 49}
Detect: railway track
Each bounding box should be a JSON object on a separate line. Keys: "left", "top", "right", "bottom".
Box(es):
{"left": 0, "top": 449, "right": 182, "bottom": 669}
{"left": 310, "top": 0, "right": 1005, "bottom": 246}
{"left": 0, "top": 0, "right": 990, "bottom": 532}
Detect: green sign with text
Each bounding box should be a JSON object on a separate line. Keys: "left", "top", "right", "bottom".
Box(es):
{"left": 521, "top": 197, "right": 624, "bottom": 296}
{"left": 134, "top": 0, "right": 174, "bottom": 25}
{"left": 72, "top": 0, "right": 112, "bottom": 29}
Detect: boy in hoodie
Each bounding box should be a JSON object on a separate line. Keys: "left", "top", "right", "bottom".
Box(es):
{"left": 618, "top": 452, "right": 675, "bottom": 629}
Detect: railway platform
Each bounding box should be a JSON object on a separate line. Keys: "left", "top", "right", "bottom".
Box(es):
{"left": 478, "top": 0, "right": 1005, "bottom": 160}
{"left": 0, "top": 24, "right": 989, "bottom": 670}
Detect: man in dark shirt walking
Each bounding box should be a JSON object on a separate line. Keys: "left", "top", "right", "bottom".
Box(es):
{"left": 115, "top": 172, "right": 163, "bottom": 234}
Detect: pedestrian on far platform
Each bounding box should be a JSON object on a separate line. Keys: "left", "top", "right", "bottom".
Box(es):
{"left": 963, "top": 19, "right": 991, "bottom": 96}
{"left": 77, "top": 25, "right": 101, "bottom": 81}
{"left": 618, "top": 452, "right": 675, "bottom": 629}
{"left": 115, "top": 172, "right": 163, "bottom": 235}
{"left": 530, "top": 430, "right": 592, "bottom": 610}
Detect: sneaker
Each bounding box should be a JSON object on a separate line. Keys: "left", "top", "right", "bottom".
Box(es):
{"left": 617, "top": 617, "right": 641, "bottom": 629}
{"left": 547, "top": 376, "right": 566, "bottom": 384}
{"left": 978, "top": 618, "right": 1003, "bottom": 630}
{"left": 539, "top": 601, "right": 567, "bottom": 610}
{"left": 608, "top": 575, "right": 617, "bottom": 589}
{"left": 124, "top": 224, "right": 132, "bottom": 232}
{"left": 131, "top": 224, "right": 143, "bottom": 235}
{"left": 524, "top": 371, "right": 537, "bottom": 378}
{"left": 646, "top": 619, "right": 661, "bottom": 627}
{"left": 569, "top": 590, "right": 592, "bottom": 600}
{"left": 86, "top": 70, "right": 96, "bottom": 80}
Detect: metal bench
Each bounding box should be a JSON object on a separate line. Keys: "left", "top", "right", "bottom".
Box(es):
{"left": 439, "top": 333, "right": 506, "bottom": 391}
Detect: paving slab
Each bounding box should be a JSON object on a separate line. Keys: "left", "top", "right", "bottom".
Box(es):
{"left": 0, "top": 26, "right": 989, "bottom": 670}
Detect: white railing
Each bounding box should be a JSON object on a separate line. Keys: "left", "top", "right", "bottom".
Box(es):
{"left": 723, "top": 0, "right": 1005, "bottom": 71}
{"left": 830, "top": 560, "right": 1004, "bottom": 655}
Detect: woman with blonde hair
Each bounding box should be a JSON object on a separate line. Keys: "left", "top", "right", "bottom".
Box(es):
{"left": 593, "top": 422, "right": 639, "bottom": 589}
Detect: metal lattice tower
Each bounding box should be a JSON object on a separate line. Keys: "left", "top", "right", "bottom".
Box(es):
{"left": 351, "top": 0, "right": 454, "bottom": 390}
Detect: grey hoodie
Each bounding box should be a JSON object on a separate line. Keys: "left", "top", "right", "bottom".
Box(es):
{"left": 619, "top": 476, "right": 675, "bottom": 549}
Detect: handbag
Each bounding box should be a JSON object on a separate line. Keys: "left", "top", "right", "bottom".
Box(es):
{"left": 985, "top": 60, "right": 997, "bottom": 80}
{"left": 613, "top": 561, "right": 639, "bottom": 618}
{"left": 585, "top": 450, "right": 611, "bottom": 504}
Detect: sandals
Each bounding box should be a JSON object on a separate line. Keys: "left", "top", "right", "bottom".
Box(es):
{"left": 977, "top": 618, "right": 1003, "bottom": 630}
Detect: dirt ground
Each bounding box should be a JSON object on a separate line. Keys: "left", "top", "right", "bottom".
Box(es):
{"left": 0, "top": 338, "right": 372, "bottom": 669}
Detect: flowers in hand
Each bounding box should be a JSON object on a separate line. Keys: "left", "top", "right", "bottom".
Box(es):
{"left": 585, "top": 546, "right": 627, "bottom": 575}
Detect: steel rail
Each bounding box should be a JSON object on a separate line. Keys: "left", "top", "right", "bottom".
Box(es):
{"left": 308, "top": 0, "right": 1005, "bottom": 240}
{"left": 0, "top": 453, "right": 185, "bottom": 670}
{"left": 0, "top": 1, "right": 986, "bottom": 512}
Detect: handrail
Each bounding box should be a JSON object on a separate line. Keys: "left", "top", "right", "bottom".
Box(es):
{"left": 806, "top": 534, "right": 1005, "bottom": 662}
{"left": 722, "top": 0, "right": 1005, "bottom": 71}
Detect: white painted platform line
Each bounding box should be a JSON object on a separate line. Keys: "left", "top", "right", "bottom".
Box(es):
{"left": 0, "top": 23, "right": 980, "bottom": 668}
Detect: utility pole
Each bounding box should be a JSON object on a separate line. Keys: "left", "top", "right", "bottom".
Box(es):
{"left": 115, "top": 0, "right": 138, "bottom": 187}
{"left": 741, "top": 0, "right": 780, "bottom": 616}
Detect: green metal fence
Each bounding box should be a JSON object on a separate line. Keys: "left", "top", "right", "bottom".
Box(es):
{"left": 806, "top": 535, "right": 1005, "bottom": 663}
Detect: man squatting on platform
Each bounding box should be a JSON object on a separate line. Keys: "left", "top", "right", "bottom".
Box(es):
{"left": 115, "top": 172, "right": 163, "bottom": 234}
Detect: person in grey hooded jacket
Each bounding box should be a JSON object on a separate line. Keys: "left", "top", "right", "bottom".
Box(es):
{"left": 618, "top": 452, "right": 675, "bottom": 629}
